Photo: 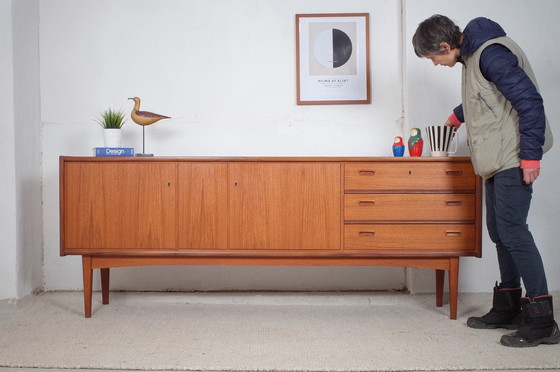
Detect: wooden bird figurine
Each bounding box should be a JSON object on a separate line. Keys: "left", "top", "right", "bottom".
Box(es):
{"left": 128, "top": 97, "right": 170, "bottom": 126}
{"left": 408, "top": 128, "right": 423, "bottom": 157}
{"left": 392, "top": 136, "right": 405, "bottom": 157}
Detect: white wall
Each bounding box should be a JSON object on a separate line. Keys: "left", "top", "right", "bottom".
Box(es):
{"left": 0, "top": 0, "right": 18, "bottom": 299}
{"left": 41, "top": 0, "right": 408, "bottom": 293}
{"left": 0, "top": 0, "right": 42, "bottom": 300}
{"left": 2, "top": 0, "right": 558, "bottom": 299}
{"left": 404, "top": 0, "right": 560, "bottom": 292}
{"left": 13, "top": 0, "right": 42, "bottom": 298}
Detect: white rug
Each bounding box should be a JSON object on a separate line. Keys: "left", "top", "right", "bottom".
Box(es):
{"left": 0, "top": 291, "right": 559, "bottom": 371}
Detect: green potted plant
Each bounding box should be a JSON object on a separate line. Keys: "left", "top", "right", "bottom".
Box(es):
{"left": 96, "top": 108, "right": 126, "bottom": 148}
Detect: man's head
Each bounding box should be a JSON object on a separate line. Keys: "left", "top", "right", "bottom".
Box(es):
{"left": 412, "top": 15, "right": 463, "bottom": 67}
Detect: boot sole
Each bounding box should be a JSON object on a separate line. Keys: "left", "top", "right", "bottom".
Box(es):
{"left": 500, "top": 326, "right": 560, "bottom": 348}
{"left": 467, "top": 318, "right": 519, "bottom": 330}
{"left": 500, "top": 334, "right": 560, "bottom": 347}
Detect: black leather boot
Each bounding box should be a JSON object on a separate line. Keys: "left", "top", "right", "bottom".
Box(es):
{"left": 500, "top": 295, "right": 560, "bottom": 347}
{"left": 467, "top": 284, "right": 522, "bottom": 329}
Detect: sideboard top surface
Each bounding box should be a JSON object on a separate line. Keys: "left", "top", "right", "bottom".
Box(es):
{"left": 60, "top": 156, "right": 473, "bottom": 163}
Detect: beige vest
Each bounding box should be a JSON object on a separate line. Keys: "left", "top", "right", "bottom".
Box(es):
{"left": 461, "top": 36, "right": 553, "bottom": 178}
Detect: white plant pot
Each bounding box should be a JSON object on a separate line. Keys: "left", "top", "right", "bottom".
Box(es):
{"left": 103, "top": 128, "right": 123, "bottom": 148}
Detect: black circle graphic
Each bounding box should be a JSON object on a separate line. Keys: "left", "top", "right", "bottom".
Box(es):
{"left": 332, "top": 29, "right": 352, "bottom": 68}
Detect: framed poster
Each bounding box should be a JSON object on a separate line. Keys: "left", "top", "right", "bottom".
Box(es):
{"left": 296, "top": 13, "right": 370, "bottom": 105}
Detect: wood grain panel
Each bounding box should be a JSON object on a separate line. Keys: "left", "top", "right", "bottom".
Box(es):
{"left": 344, "top": 224, "right": 476, "bottom": 253}
{"left": 229, "top": 162, "right": 341, "bottom": 250}
{"left": 63, "top": 162, "right": 176, "bottom": 250}
{"left": 345, "top": 194, "right": 476, "bottom": 221}
{"left": 177, "top": 163, "right": 228, "bottom": 249}
{"left": 344, "top": 162, "right": 476, "bottom": 191}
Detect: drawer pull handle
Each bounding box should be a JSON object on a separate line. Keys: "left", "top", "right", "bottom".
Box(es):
{"left": 445, "top": 200, "right": 462, "bottom": 206}
{"left": 359, "top": 231, "right": 375, "bottom": 237}
{"left": 446, "top": 170, "right": 463, "bottom": 176}
{"left": 359, "top": 201, "right": 375, "bottom": 207}
{"left": 446, "top": 230, "right": 462, "bottom": 237}
{"left": 358, "top": 170, "right": 376, "bottom": 176}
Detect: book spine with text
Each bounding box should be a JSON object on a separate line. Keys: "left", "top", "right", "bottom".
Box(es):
{"left": 94, "top": 147, "right": 135, "bottom": 157}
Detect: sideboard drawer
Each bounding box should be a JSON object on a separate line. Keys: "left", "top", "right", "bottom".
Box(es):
{"left": 344, "top": 194, "right": 476, "bottom": 221}
{"left": 344, "top": 224, "right": 476, "bottom": 253}
{"left": 344, "top": 162, "right": 476, "bottom": 191}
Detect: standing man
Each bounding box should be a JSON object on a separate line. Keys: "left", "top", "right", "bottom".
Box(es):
{"left": 412, "top": 15, "right": 557, "bottom": 347}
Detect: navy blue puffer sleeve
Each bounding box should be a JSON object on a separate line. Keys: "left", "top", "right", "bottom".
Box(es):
{"left": 479, "top": 44, "right": 546, "bottom": 160}
{"left": 453, "top": 104, "right": 464, "bottom": 123}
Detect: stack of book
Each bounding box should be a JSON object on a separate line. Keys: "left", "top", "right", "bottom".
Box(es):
{"left": 93, "top": 147, "right": 135, "bottom": 157}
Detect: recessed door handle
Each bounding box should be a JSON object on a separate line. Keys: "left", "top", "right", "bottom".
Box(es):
{"left": 445, "top": 200, "right": 462, "bottom": 206}
{"left": 445, "top": 230, "right": 462, "bottom": 237}
{"left": 446, "top": 170, "right": 463, "bottom": 176}
{"left": 359, "top": 231, "right": 375, "bottom": 237}
{"left": 359, "top": 201, "right": 375, "bottom": 207}
{"left": 358, "top": 170, "right": 376, "bottom": 176}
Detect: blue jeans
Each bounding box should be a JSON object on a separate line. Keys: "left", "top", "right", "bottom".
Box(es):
{"left": 485, "top": 167, "right": 548, "bottom": 298}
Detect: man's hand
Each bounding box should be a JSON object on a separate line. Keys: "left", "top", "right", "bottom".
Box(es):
{"left": 523, "top": 167, "right": 540, "bottom": 184}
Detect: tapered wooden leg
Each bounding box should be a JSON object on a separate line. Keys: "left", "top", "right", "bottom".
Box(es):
{"left": 82, "top": 256, "right": 93, "bottom": 318}
{"left": 435, "top": 269, "right": 445, "bottom": 307}
{"left": 101, "top": 268, "right": 110, "bottom": 305}
{"left": 448, "top": 257, "right": 460, "bottom": 320}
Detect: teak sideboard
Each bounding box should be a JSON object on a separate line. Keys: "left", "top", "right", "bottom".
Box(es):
{"left": 59, "top": 156, "right": 482, "bottom": 318}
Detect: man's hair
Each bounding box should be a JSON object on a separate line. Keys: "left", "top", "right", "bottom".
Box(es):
{"left": 412, "top": 15, "right": 462, "bottom": 57}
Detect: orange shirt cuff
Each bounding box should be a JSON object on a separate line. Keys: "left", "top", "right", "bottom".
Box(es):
{"left": 447, "top": 113, "right": 462, "bottom": 128}
{"left": 521, "top": 159, "right": 541, "bottom": 169}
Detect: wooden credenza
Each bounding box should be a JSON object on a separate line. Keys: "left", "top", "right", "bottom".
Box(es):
{"left": 59, "top": 156, "right": 482, "bottom": 318}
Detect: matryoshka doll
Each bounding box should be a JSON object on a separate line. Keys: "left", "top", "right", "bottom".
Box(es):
{"left": 408, "top": 128, "right": 423, "bottom": 157}
{"left": 392, "top": 136, "right": 405, "bottom": 157}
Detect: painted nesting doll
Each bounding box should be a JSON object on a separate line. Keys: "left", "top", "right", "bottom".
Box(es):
{"left": 392, "top": 136, "right": 405, "bottom": 157}
{"left": 408, "top": 128, "right": 423, "bottom": 157}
